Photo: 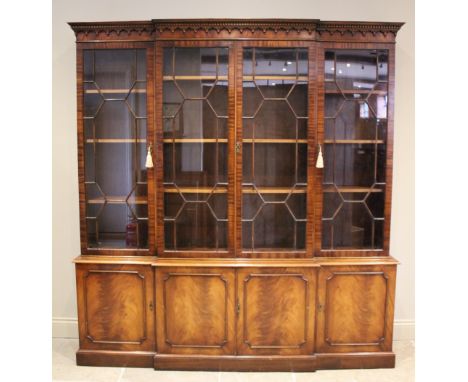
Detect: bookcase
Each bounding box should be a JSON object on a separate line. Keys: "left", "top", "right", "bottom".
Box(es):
{"left": 70, "top": 19, "right": 403, "bottom": 371}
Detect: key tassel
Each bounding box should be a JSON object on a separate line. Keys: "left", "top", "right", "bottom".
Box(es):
{"left": 145, "top": 144, "right": 154, "bottom": 168}
{"left": 316, "top": 144, "right": 324, "bottom": 168}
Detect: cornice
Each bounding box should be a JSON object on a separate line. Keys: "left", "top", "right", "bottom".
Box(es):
{"left": 68, "top": 19, "right": 404, "bottom": 41}
{"left": 151, "top": 19, "right": 320, "bottom": 34}
{"left": 316, "top": 21, "right": 404, "bottom": 37}
{"left": 68, "top": 21, "right": 155, "bottom": 37}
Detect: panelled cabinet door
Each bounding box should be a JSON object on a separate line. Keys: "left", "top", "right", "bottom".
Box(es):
{"left": 236, "top": 267, "right": 317, "bottom": 355}
{"left": 76, "top": 264, "right": 155, "bottom": 351}
{"left": 316, "top": 265, "right": 396, "bottom": 353}
{"left": 155, "top": 267, "right": 236, "bottom": 355}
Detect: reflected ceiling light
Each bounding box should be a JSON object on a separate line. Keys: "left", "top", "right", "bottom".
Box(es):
{"left": 346, "top": 63, "right": 351, "bottom": 67}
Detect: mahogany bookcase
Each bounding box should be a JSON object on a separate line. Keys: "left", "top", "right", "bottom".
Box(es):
{"left": 69, "top": 19, "right": 403, "bottom": 371}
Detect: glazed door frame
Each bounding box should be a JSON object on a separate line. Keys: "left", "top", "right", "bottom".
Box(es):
{"left": 76, "top": 41, "right": 156, "bottom": 256}
{"left": 234, "top": 41, "right": 318, "bottom": 258}
{"left": 314, "top": 42, "right": 395, "bottom": 257}
{"left": 155, "top": 40, "right": 236, "bottom": 257}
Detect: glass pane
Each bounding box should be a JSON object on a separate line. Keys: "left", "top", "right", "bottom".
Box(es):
{"left": 162, "top": 47, "right": 229, "bottom": 250}
{"left": 322, "top": 49, "right": 388, "bottom": 250}
{"left": 242, "top": 48, "right": 308, "bottom": 251}
{"left": 252, "top": 48, "right": 297, "bottom": 77}
{"left": 83, "top": 49, "right": 148, "bottom": 249}
{"left": 335, "top": 50, "right": 377, "bottom": 91}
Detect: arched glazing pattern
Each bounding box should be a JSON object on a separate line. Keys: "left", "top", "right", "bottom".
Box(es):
{"left": 242, "top": 48, "right": 308, "bottom": 250}
{"left": 162, "top": 47, "right": 229, "bottom": 250}
{"left": 83, "top": 49, "right": 148, "bottom": 248}
{"left": 322, "top": 49, "right": 388, "bottom": 249}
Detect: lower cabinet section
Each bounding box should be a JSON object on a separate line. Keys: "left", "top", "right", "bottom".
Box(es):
{"left": 74, "top": 258, "right": 397, "bottom": 371}
{"left": 155, "top": 267, "right": 236, "bottom": 355}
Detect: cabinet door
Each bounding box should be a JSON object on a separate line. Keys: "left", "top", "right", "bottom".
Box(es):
{"left": 240, "top": 47, "right": 311, "bottom": 255}
{"left": 320, "top": 49, "right": 390, "bottom": 253}
{"left": 316, "top": 265, "right": 396, "bottom": 353}
{"left": 159, "top": 46, "right": 233, "bottom": 255}
{"left": 155, "top": 267, "right": 236, "bottom": 355}
{"left": 237, "top": 267, "right": 317, "bottom": 355}
{"left": 76, "top": 264, "right": 155, "bottom": 351}
{"left": 81, "top": 48, "right": 151, "bottom": 252}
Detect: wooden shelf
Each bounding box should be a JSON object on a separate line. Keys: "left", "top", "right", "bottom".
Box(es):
{"left": 84, "top": 88, "right": 146, "bottom": 94}
{"left": 163, "top": 75, "right": 309, "bottom": 83}
{"left": 163, "top": 75, "right": 228, "bottom": 81}
{"left": 243, "top": 139, "right": 307, "bottom": 144}
{"left": 163, "top": 187, "right": 308, "bottom": 194}
{"left": 323, "top": 139, "right": 384, "bottom": 144}
{"left": 323, "top": 186, "right": 383, "bottom": 193}
{"left": 163, "top": 138, "right": 228, "bottom": 143}
{"left": 86, "top": 139, "right": 147, "bottom": 143}
{"left": 242, "top": 187, "right": 307, "bottom": 194}
{"left": 164, "top": 187, "right": 227, "bottom": 194}
{"left": 87, "top": 196, "right": 147, "bottom": 204}
{"left": 325, "top": 89, "right": 387, "bottom": 95}
{"left": 243, "top": 75, "right": 308, "bottom": 81}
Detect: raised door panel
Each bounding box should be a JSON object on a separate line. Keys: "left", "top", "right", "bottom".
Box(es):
{"left": 155, "top": 267, "right": 236, "bottom": 355}
{"left": 76, "top": 264, "right": 155, "bottom": 351}
{"left": 237, "top": 268, "right": 317, "bottom": 355}
{"left": 316, "top": 265, "right": 396, "bottom": 353}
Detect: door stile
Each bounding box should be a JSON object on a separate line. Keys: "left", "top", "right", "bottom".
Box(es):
{"left": 146, "top": 43, "right": 156, "bottom": 255}
{"left": 227, "top": 42, "right": 237, "bottom": 256}
{"left": 234, "top": 42, "right": 244, "bottom": 257}
{"left": 313, "top": 44, "right": 325, "bottom": 256}
{"left": 306, "top": 42, "right": 317, "bottom": 257}
{"left": 154, "top": 42, "right": 165, "bottom": 256}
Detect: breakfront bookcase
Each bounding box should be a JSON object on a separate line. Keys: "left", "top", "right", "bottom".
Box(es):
{"left": 69, "top": 19, "right": 403, "bottom": 372}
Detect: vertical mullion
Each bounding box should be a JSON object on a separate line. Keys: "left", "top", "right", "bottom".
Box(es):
{"left": 306, "top": 43, "right": 317, "bottom": 256}
{"left": 228, "top": 41, "right": 239, "bottom": 256}
{"left": 154, "top": 43, "right": 166, "bottom": 255}
{"left": 313, "top": 44, "right": 325, "bottom": 254}
{"left": 232, "top": 42, "right": 242, "bottom": 256}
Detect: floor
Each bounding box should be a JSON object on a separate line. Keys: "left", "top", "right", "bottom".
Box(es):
{"left": 52, "top": 339, "right": 414, "bottom": 382}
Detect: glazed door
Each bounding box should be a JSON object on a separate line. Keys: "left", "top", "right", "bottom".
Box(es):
{"left": 156, "top": 42, "right": 235, "bottom": 256}
{"left": 318, "top": 47, "right": 392, "bottom": 255}
{"left": 80, "top": 44, "right": 154, "bottom": 254}
{"left": 155, "top": 267, "right": 236, "bottom": 355}
{"left": 238, "top": 43, "right": 316, "bottom": 257}
{"left": 315, "top": 265, "right": 396, "bottom": 353}
{"left": 236, "top": 267, "right": 317, "bottom": 355}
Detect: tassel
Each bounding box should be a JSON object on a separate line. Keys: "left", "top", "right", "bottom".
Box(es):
{"left": 316, "top": 144, "right": 324, "bottom": 168}
{"left": 145, "top": 144, "right": 154, "bottom": 168}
